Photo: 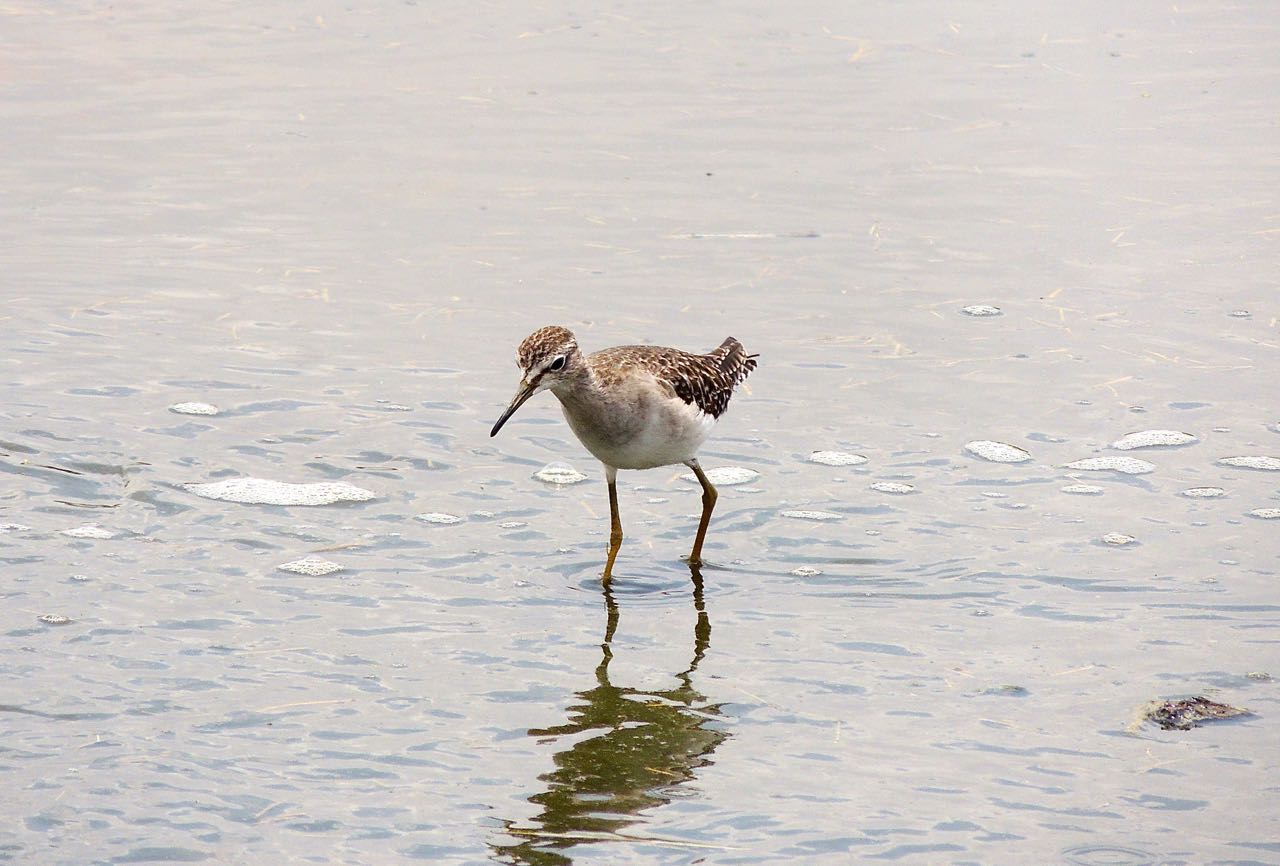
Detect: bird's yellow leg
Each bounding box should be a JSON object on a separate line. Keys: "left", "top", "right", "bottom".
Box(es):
{"left": 685, "top": 459, "right": 718, "bottom": 566}
{"left": 602, "top": 466, "right": 623, "bottom": 582}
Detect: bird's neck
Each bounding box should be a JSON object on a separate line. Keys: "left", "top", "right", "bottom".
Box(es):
{"left": 549, "top": 365, "right": 628, "bottom": 433}
{"left": 548, "top": 364, "right": 602, "bottom": 408}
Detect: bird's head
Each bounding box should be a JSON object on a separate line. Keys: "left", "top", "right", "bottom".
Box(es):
{"left": 490, "top": 326, "right": 582, "bottom": 437}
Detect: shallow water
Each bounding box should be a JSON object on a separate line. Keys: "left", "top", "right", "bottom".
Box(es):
{"left": 3, "top": 1, "right": 1278, "bottom": 864}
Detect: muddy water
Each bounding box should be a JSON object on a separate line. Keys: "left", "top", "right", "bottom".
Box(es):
{"left": 2, "top": 2, "right": 1278, "bottom": 864}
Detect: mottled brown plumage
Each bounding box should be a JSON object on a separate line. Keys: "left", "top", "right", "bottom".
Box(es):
{"left": 491, "top": 326, "right": 758, "bottom": 581}
{"left": 589, "top": 340, "right": 756, "bottom": 419}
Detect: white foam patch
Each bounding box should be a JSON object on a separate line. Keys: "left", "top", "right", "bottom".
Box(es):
{"left": 1181, "top": 487, "right": 1226, "bottom": 498}
{"left": 60, "top": 524, "right": 115, "bottom": 539}
{"left": 781, "top": 510, "right": 843, "bottom": 521}
{"left": 681, "top": 466, "right": 759, "bottom": 485}
{"left": 790, "top": 566, "right": 823, "bottom": 576}
{"left": 169, "top": 402, "right": 220, "bottom": 416}
{"left": 961, "top": 304, "right": 1002, "bottom": 317}
{"left": 38, "top": 614, "right": 73, "bottom": 625}
{"left": 964, "top": 440, "right": 1032, "bottom": 463}
{"left": 1218, "top": 456, "right": 1280, "bottom": 471}
{"left": 1064, "top": 456, "right": 1156, "bottom": 475}
{"left": 533, "top": 462, "right": 589, "bottom": 485}
{"left": 278, "top": 557, "right": 344, "bottom": 576}
{"left": 1061, "top": 485, "right": 1104, "bottom": 495}
{"left": 0, "top": 523, "right": 31, "bottom": 533}
{"left": 1102, "top": 532, "right": 1137, "bottom": 545}
{"left": 416, "top": 512, "right": 463, "bottom": 525}
{"left": 809, "top": 451, "right": 868, "bottom": 467}
{"left": 870, "top": 481, "right": 916, "bottom": 494}
{"left": 1111, "top": 430, "right": 1197, "bottom": 450}
{"left": 1248, "top": 507, "right": 1280, "bottom": 520}
{"left": 185, "top": 478, "right": 377, "bottom": 505}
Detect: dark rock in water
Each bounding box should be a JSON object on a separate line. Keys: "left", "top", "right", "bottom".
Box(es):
{"left": 1143, "top": 696, "right": 1251, "bottom": 730}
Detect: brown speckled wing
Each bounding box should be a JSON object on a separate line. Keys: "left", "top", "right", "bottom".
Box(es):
{"left": 591, "top": 338, "right": 757, "bottom": 419}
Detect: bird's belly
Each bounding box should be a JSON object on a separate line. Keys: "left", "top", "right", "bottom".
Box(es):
{"left": 564, "top": 398, "right": 714, "bottom": 470}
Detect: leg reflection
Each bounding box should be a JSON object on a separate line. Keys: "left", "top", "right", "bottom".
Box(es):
{"left": 688, "top": 563, "right": 709, "bottom": 676}
{"left": 492, "top": 570, "right": 727, "bottom": 864}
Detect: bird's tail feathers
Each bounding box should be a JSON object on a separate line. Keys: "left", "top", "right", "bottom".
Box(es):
{"left": 712, "top": 337, "right": 758, "bottom": 384}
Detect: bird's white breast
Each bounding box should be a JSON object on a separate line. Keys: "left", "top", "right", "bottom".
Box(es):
{"left": 556, "top": 375, "right": 716, "bottom": 471}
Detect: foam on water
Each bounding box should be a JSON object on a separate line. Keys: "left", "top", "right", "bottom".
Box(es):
{"left": 185, "top": 478, "right": 377, "bottom": 505}
{"left": 1181, "top": 487, "right": 1226, "bottom": 498}
{"left": 870, "top": 481, "right": 916, "bottom": 494}
{"left": 37, "top": 614, "right": 73, "bottom": 625}
{"left": 791, "top": 566, "right": 823, "bottom": 576}
{"left": 1248, "top": 507, "right": 1280, "bottom": 519}
{"left": 964, "top": 440, "right": 1032, "bottom": 463}
{"left": 0, "top": 523, "right": 32, "bottom": 532}
{"left": 680, "top": 466, "right": 759, "bottom": 485}
{"left": 416, "top": 512, "right": 463, "bottom": 525}
{"left": 1064, "top": 456, "right": 1156, "bottom": 475}
{"left": 961, "top": 304, "right": 1002, "bottom": 317}
{"left": 809, "top": 451, "right": 868, "bottom": 467}
{"left": 168, "top": 402, "right": 220, "bottom": 416}
{"left": 60, "top": 524, "right": 115, "bottom": 539}
{"left": 1102, "top": 532, "right": 1137, "bottom": 545}
{"left": 1062, "top": 484, "right": 1104, "bottom": 495}
{"left": 1111, "top": 429, "right": 1197, "bottom": 450}
{"left": 1218, "top": 456, "right": 1280, "bottom": 471}
{"left": 533, "top": 462, "right": 589, "bottom": 485}
{"left": 780, "top": 510, "right": 843, "bottom": 521}
{"left": 277, "top": 556, "right": 344, "bottom": 576}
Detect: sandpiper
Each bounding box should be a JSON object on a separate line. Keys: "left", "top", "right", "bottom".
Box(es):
{"left": 490, "top": 326, "right": 757, "bottom": 580}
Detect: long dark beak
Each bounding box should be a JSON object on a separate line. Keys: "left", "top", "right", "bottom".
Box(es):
{"left": 490, "top": 380, "right": 537, "bottom": 437}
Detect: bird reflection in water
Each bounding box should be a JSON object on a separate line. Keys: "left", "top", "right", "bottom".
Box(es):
{"left": 491, "top": 568, "right": 729, "bottom": 865}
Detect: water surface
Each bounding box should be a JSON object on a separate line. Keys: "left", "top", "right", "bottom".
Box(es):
{"left": 2, "top": 2, "right": 1278, "bottom": 864}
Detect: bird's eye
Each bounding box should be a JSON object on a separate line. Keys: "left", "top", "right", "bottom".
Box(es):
{"left": 548, "top": 355, "right": 567, "bottom": 372}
